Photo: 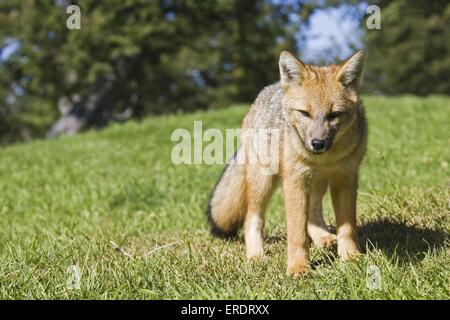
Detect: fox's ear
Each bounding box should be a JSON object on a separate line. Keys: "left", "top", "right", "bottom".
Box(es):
{"left": 279, "top": 51, "right": 307, "bottom": 89}
{"left": 337, "top": 51, "right": 365, "bottom": 91}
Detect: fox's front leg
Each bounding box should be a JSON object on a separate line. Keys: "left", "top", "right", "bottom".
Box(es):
{"left": 283, "top": 175, "right": 310, "bottom": 276}
{"left": 330, "top": 172, "right": 362, "bottom": 261}
{"left": 308, "top": 179, "right": 336, "bottom": 248}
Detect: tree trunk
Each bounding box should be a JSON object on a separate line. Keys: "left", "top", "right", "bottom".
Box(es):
{"left": 46, "top": 56, "right": 138, "bottom": 138}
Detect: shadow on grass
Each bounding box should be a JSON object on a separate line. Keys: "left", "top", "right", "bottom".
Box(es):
{"left": 263, "top": 218, "right": 449, "bottom": 265}
{"left": 359, "top": 218, "right": 449, "bottom": 262}
{"left": 225, "top": 219, "right": 448, "bottom": 265}
{"left": 266, "top": 235, "right": 286, "bottom": 244}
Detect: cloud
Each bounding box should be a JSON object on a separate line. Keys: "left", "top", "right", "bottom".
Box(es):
{"left": 300, "top": 4, "right": 365, "bottom": 63}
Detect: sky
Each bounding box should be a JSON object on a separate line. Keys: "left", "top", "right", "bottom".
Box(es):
{"left": 0, "top": 39, "right": 20, "bottom": 62}
{"left": 300, "top": 4, "right": 366, "bottom": 63}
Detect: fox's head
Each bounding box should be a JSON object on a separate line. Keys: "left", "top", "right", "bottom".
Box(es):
{"left": 279, "top": 50, "right": 365, "bottom": 154}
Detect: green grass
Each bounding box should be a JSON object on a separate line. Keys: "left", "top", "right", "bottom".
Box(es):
{"left": 0, "top": 95, "right": 449, "bottom": 299}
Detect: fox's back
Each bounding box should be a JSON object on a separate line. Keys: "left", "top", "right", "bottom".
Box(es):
{"left": 242, "top": 82, "right": 286, "bottom": 130}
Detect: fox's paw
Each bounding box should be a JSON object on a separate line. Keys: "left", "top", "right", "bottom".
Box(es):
{"left": 313, "top": 234, "right": 337, "bottom": 249}
{"left": 286, "top": 263, "right": 310, "bottom": 278}
{"left": 246, "top": 248, "right": 265, "bottom": 261}
{"left": 338, "top": 246, "right": 362, "bottom": 261}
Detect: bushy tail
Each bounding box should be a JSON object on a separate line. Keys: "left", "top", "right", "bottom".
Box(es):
{"left": 206, "top": 149, "right": 246, "bottom": 239}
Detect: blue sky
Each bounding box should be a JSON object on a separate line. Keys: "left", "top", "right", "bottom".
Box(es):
{"left": 0, "top": 39, "right": 20, "bottom": 62}
{"left": 300, "top": 3, "right": 366, "bottom": 63}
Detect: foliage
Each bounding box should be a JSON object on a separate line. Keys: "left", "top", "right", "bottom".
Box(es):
{"left": 0, "top": 0, "right": 300, "bottom": 142}
{"left": 364, "top": 0, "right": 450, "bottom": 95}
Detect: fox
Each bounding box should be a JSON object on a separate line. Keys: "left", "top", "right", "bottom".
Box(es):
{"left": 206, "top": 50, "right": 367, "bottom": 277}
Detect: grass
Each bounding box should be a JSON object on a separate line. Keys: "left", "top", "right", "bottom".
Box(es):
{"left": 0, "top": 95, "right": 449, "bottom": 299}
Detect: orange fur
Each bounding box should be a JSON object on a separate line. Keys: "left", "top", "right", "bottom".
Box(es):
{"left": 208, "top": 51, "right": 367, "bottom": 276}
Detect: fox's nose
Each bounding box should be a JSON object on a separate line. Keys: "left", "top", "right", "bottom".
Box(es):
{"left": 311, "top": 139, "right": 326, "bottom": 151}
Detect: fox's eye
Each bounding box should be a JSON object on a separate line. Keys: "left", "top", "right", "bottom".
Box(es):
{"left": 297, "top": 110, "right": 310, "bottom": 118}
{"left": 327, "top": 111, "right": 344, "bottom": 120}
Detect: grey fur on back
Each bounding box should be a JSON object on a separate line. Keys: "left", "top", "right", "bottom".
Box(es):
{"left": 242, "top": 82, "right": 287, "bottom": 131}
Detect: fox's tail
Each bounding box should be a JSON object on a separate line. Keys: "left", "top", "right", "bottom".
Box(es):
{"left": 206, "top": 148, "right": 246, "bottom": 239}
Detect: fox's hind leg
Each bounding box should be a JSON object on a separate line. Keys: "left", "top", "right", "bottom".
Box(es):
{"left": 308, "top": 179, "right": 337, "bottom": 248}
{"left": 244, "top": 167, "right": 277, "bottom": 260}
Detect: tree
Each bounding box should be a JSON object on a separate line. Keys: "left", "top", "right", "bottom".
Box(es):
{"left": 0, "top": 0, "right": 302, "bottom": 141}
{"left": 363, "top": 0, "right": 450, "bottom": 95}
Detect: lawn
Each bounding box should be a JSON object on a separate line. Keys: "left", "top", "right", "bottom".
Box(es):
{"left": 0, "top": 95, "right": 448, "bottom": 299}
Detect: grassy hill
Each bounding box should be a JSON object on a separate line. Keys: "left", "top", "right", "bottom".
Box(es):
{"left": 0, "top": 96, "right": 448, "bottom": 299}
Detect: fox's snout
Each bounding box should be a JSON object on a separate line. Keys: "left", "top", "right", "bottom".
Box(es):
{"left": 306, "top": 120, "right": 333, "bottom": 154}
{"left": 310, "top": 139, "right": 328, "bottom": 153}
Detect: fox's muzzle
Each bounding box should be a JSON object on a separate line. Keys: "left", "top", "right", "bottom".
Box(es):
{"left": 307, "top": 120, "right": 333, "bottom": 154}
{"left": 311, "top": 139, "right": 327, "bottom": 152}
